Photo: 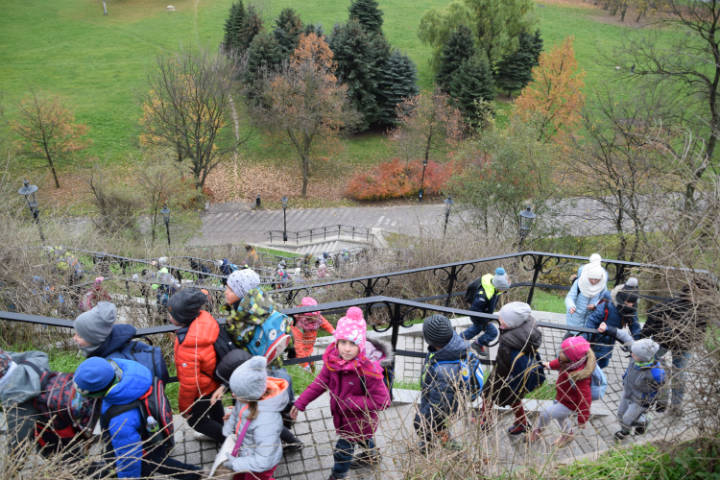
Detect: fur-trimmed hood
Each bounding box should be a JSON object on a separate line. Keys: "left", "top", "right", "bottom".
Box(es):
{"left": 567, "top": 349, "right": 597, "bottom": 383}
{"left": 366, "top": 337, "right": 393, "bottom": 367}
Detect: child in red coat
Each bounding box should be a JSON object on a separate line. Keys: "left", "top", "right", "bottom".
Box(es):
{"left": 291, "top": 297, "right": 335, "bottom": 371}
{"left": 528, "top": 336, "right": 596, "bottom": 447}
{"left": 290, "top": 307, "right": 390, "bottom": 480}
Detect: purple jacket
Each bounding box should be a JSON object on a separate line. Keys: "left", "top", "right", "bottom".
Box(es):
{"left": 294, "top": 343, "right": 390, "bottom": 440}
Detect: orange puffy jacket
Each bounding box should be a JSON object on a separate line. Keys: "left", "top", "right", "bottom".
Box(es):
{"left": 174, "top": 310, "right": 220, "bottom": 413}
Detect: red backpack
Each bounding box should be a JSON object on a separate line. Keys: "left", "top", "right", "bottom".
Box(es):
{"left": 21, "top": 363, "right": 100, "bottom": 452}
{"left": 100, "top": 375, "right": 175, "bottom": 453}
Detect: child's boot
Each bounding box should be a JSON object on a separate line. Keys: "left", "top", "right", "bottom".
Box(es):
{"left": 614, "top": 428, "right": 631, "bottom": 441}
{"left": 554, "top": 432, "right": 574, "bottom": 448}
{"left": 349, "top": 448, "right": 381, "bottom": 469}
{"left": 507, "top": 422, "right": 528, "bottom": 435}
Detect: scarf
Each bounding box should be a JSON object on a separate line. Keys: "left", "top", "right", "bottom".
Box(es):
{"left": 323, "top": 342, "right": 383, "bottom": 378}
{"left": 578, "top": 262, "right": 606, "bottom": 297}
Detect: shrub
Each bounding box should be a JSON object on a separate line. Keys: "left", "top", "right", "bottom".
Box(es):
{"left": 345, "top": 158, "right": 453, "bottom": 201}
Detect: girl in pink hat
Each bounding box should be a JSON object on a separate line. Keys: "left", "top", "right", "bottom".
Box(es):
{"left": 290, "top": 307, "right": 390, "bottom": 479}
{"left": 529, "top": 336, "right": 596, "bottom": 447}
{"left": 291, "top": 297, "right": 335, "bottom": 371}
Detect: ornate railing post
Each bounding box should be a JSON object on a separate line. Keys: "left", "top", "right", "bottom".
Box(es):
{"left": 445, "top": 265, "right": 459, "bottom": 306}
{"left": 526, "top": 254, "right": 544, "bottom": 305}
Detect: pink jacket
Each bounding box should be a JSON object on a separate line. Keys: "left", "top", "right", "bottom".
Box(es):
{"left": 293, "top": 342, "right": 390, "bottom": 440}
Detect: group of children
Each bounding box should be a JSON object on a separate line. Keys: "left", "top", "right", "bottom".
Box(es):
{"left": 0, "top": 261, "right": 680, "bottom": 478}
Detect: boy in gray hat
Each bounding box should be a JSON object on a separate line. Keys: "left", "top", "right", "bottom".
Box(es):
{"left": 414, "top": 314, "right": 469, "bottom": 451}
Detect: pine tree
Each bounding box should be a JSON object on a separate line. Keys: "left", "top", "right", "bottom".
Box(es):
{"left": 436, "top": 26, "right": 476, "bottom": 92}
{"left": 495, "top": 30, "right": 538, "bottom": 96}
{"left": 329, "top": 20, "right": 390, "bottom": 129}
{"left": 448, "top": 56, "right": 495, "bottom": 126}
{"left": 237, "top": 5, "right": 263, "bottom": 55}
{"left": 244, "top": 32, "right": 284, "bottom": 100}
{"left": 222, "top": 1, "right": 246, "bottom": 54}
{"left": 376, "top": 50, "right": 419, "bottom": 127}
{"left": 273, "top": 8, "right": 304, "bottom": 57}
{"left": 349, "top": 0, "right": 384, "bottom": 34}
{"left": 529, "top": 29, "right": 543, "bottom": 66}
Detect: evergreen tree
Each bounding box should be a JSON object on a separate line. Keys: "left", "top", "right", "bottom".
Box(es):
{"left": 448, "top": 56, "right": 495, "bottom": 126}
{"left": 273, "top": 8, "right": 304, "bottom": 57}
{"left": 436, "top": 26, "right": 476, "bottom": 92}
{"left": 329, "top": 20, "right": 390, "bottom": 129}
{"left": 349, "top": 0, "right": 384, "bottom": 34}
{"left": 222, "top": 1, "right": 246, "bottom": 54}
{"left": 244, "top": 32, "right": 284, "bottom": 100}
{"left": 529, "top": 29, "right": 543, "bottom": 66}
{"left": 376, "top": 50, "right": 419, "bottom": 127}
{"left": 237, "top": 5, "right": 263, "bottom": 55}
{"left": 495, "top": 31, "right": 535, "bottom": 96}
{"left": 303, "top": 23, "right": 324, "bottom": 37}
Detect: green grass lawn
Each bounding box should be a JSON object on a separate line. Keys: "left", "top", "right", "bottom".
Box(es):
{"left": 1, "top": 0, "right": 684, "bottom": 182}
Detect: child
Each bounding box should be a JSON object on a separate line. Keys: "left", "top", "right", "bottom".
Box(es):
{"left": 480, "top": 302, "right": 542, "bottom": 435}
{"left": 461, "top": 267, "right": 510, "bottom": 356}
{"left": 168, "top": 288, "right": 225, "bottom": 443}
{"left": 597, "top": 323, "right": 666, "bottom": 440}
{"left": 78, "top": 276, "right": 111, "bottom": 312}
{"left": 290, "top": 307, "right": 390, "bottom": 479}
{"left": 222, "top": 356, "right": 289, "bottom": 480}
{"left": 414, "top": 314, "right": 468, "bottom": 450}
{"left": 291, "top": 296, "right": 335, "bottom": 371}
{"left": 528, "top": 336, "right": 596, "bottom": 447}
{"left": 565, "top": 254, "right": 607, "bottom": 337}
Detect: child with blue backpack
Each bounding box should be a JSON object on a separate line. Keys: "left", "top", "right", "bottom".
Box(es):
{"left": 597, "top": 322, "right": 666, "bottom": 440}
{"left": 414, "top": 314, "right": 473, "bottom": 451}
{"left": 528, "top": 336, "right": 597, "bottom": 447}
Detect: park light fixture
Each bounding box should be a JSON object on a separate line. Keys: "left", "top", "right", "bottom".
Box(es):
{"left": 518, "top": 205, "right": 536, "bottom": 246}
{"left": 18, "top": 180, "right": 45, "bottom": 242}
{"left": 281, "top": 196, "right": 288, "bottom": 243}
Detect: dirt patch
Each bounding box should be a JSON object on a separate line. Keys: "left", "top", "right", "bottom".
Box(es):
{"left": 538, "top": 0, "right": 657, "bottom": 27}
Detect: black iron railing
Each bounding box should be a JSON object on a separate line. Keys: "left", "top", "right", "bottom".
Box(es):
{"left": 268, "top": 225, "right": 372, "bottom": 245}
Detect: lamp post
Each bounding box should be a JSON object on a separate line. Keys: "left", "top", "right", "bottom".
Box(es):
{"left": 518, "top": 206, "right": 536, "bottom": 248}
{"left": 443, "top": 196, "right": 453, "bottom": 237}
{"left": 161, "top": 204, "right": 171, "bottom": 246}
{"left": 18, "top": 180, "right": 45, "bottom": 242}
{"left": 418, "top": 158, "right": 428, "bottom": 202}
{"left": 281, "top": 196, "right": 288, "bottom": 243}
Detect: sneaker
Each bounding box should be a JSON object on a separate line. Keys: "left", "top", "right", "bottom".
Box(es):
{"left": 283, "top": 441, "right": 303, "bottom": 454}
{"left": 507, "top": 423, "right": 527, "bottom": 435}
{"left": 349, "top": 449, "right": 381, "bottom": 469}
{"left": 471, "top": 343, "right": 489, "bottom": 357}
{"left": 655, "top": 403, "right": 667, "bottom": 413}
{"left": 614, "top": 429, "right": 630, "bottom": 441}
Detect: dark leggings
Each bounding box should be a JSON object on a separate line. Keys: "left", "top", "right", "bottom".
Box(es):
{"left": 187, "top": 395, "right": 226, "bottom": 443}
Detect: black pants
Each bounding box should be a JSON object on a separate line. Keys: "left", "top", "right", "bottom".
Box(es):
{"left": 187, "top": 395, "right": 225, "bottom": 443}
{"left": 142, "top": 450, "right": 201, "bottom": 480}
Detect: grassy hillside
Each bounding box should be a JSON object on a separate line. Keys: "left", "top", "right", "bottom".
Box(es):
{"left": 1, "top": 0, "right": 681, "bottom": 180}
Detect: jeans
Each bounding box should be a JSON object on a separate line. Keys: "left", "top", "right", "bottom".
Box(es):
{"left": 655, "top": 347, "right": 691, "bottom": 407}
{"left": 188, "top": 395, "right": 226, "bottom": 443}
{"left": 536, "top": 401, "right": 573, "bottom": 433}
{"left": 460, "top": 318, "right": 498, "bottom": 347}
{"left": 332, "top": 437, "right": 375, "bottom": 478}
{"left": 142, "top": 450, "right": 201, "bottom": 480}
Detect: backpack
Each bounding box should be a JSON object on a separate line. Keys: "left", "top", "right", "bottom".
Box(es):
{"left": 509, "top": 349, "right": 546, "bottom": 394}
{"left": 294, "top": 313, "right": 324, "bottom": 332}
{"left": 590, "top": 363, "right": 607, "bottom": 400}
{"left": 100, "top": 375, "right": 175, "bottom": 453}
{"left": 436, "top": 352, "right": 485, "bottom": 401}
{"left": 114, "top": 341, "right": 169, "bottom": 384}
{"left": 225, "top": 288, "right": 292, "bottom": 364}
{"left": 20, "top": 363, "right": 100, "bottom": 451}
{"left": 464, "top": 277, "right": 483, "bottom": 304}
{"left": 214, "top": 322, "right": 240, "bottom": 364}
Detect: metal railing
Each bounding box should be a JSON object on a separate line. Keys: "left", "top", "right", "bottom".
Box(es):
{"left": 268, "top": 224, "right": 372, "bottom": 245}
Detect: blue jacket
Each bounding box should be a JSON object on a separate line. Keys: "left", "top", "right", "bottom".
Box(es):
{"left": 90, "top": 324, "right": 169, "bottom": 384}
{"left": 564, "top": 280, "right": 607, "bottom": 331}
{"left": 584, "top": 293, "right": 641, "bottom": 367}
{"left": 101, "top": 359, "right": 153, "bottom": 479}
{"left": 418, "top": 333, "right": 468, "bottom": 424}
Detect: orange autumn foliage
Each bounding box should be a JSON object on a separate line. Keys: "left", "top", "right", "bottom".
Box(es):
{"left": 345, "top": 158, "right": 454, "bottom": 201}
{"left": 514, "top": 36, "right": 585, "bottom": 143}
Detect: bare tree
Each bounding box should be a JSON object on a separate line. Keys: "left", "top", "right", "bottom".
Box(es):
{"left": 140, "top": 49, "right": 246, "bottom": 191}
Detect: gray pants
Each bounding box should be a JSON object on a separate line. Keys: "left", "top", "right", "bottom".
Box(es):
{"left": 617, "top": 396, "right": 648, "bottom": 429}
{"left": 536, "top": 401, "right": 573, "bottom": 433}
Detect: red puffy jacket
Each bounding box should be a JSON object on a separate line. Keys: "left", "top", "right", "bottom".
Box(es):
{"left": 549, "top": 358, "right": 592, "bottom": 425}
{"left": 174, "top": 310, "right": 220, "bottom": 413}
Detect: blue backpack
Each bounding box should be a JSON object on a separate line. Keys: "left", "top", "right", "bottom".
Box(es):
{"left": 247, "top": 310, "right": 291, "bottom": 364}
{"left": 590, "top": 364, "right": 607, "bottom": 400}
{"left": 437, "top": 352, "right": 485, "bottom": 401}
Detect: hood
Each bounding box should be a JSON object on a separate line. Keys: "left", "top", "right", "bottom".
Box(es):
{"left": 568, "top": 349, "right": 597, "bottom": 383}
{"left": 92, "top": 324, "right": 137, "bottom": 358}
{"left": 501, "top": 317, "right": 542, "bottom": 352}
{"left": 257, "top": 377, "right": 290, "bottom": 413}
{"left": 177, "top": 310, "right": 218, "bottom": 347}
{"left": 430, "top": 332, "right": 467, "bottom": 362}
{"left": 103, "top": 358, "right": 152, "bottom": 407}
{"left": 1, "top": 351, "right": 49, "bottom": 404}
{"left": 366, "top": 337, "right": 394, "bottom": 367}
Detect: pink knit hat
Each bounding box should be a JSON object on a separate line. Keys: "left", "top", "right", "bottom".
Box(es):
{"left": 334, "top": 307, "right": 367, "bottom": 350}
{"left": 299, "top": 296, "right": 319, "bottom": 316}
{"left": 561, "top": 336, "right": 590, "bottom": 363}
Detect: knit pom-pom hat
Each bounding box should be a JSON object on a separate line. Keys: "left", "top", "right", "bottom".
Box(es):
{"left": 298, "top": 296, "right": 320, "bottom": 316}
{"left": 561, "top": 336, "right": 591, "bottom": 363}
{"left": 422, "top": 314, "right": 453, "bottom": 348}
{"left": 334, "top": 307, "right": 367, "bottom": 351}
{"left": 227, "top": 269, "right": 260, "bottom": 299}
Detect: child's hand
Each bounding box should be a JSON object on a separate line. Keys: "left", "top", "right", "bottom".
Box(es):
{"left": 542, "top": 361, "right": 550, "bottom": 369}
{"left": 210, "top": 385, "right": 226, "bottom": 405}
{"left": 289, "top": 406, "right": 300, "bottom": 420}
{"left": 587, "top": 303, "right": 596, "bottom": 311}
{"left": 569, "top": 306, "right": 576, "bottom": 314}
{"left": 598, "top": 322, "right": 607, "bottom": 333}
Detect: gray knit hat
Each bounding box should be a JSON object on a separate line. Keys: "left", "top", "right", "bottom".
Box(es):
{"left": 227, "top": 269, "right": 260, "bottom": 299}
{"left": 74, "top": 302, "right": 116, "bottom": 352}
{"left": 498, "top": 302, "right": 532, "bottom": 329}
{"left": 229, "top": 355, "right": 267, "bottom": 401}
{"left": 492, "top": 267, "right": 510, "bottom": 291}
{"left": 423, "top": 314, "right": 453, "bottom": 348}
{"left": 631, "top": 338, "right": 659, "bottom": 362}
